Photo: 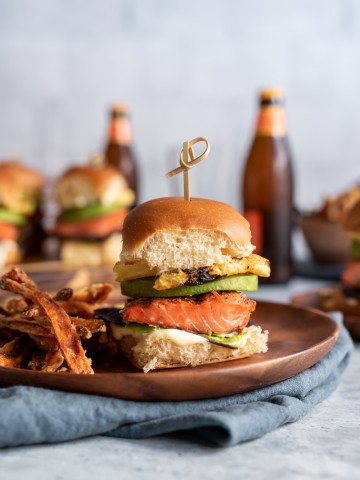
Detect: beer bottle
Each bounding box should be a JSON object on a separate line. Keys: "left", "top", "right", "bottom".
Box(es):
{"left": 104, "top": 103, "right": 138, "bottom": 204}
{"left": 242, "top": 88, "right": 294, "bottom": 284}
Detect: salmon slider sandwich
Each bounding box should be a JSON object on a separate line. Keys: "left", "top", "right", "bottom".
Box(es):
{"left": 53, "top": 163, "right": 134, "bottom": 266}
{"left": 112, "top": 196, "right": 270, "bottom": 372}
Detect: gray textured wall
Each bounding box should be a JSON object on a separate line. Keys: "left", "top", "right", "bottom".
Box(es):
{"left": 0, "top": 0, "right": 359, "bottom": 210}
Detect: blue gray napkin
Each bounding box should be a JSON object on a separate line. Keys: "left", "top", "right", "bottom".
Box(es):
{"left": 0, "top": 315, "right": 353, "bottom": 448}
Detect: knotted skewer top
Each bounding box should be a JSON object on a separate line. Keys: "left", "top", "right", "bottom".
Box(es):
{"left": 166, "top": 137, "right": 210, "bottom": 201}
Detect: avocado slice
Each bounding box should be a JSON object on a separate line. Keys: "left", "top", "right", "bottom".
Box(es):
{"left": 119, "top": 321, "right": 247, "bottom": 349}
{"left": 59, "top": 203, "right": 123, "bottom": 223}
{"left": 351, "top": 240, "right": 360, "bottom": 260}
{"left": 202, "top": 331, "right": 248, "bottom": 349}
{"left": 124, "top": 322, "right": 159, "bottom": 333}
{"left": 120, "top": 274, "right": 258, "bottom": 298}
{"left": 0, "top": 208, "right": 26, "bottom": 226}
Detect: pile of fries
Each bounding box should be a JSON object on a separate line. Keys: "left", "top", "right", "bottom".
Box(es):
{"left": 0, "top": 268, "right": 113, "bottom": 374}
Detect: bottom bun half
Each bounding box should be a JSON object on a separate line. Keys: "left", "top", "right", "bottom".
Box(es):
{"left": 111, "top": 325, "right": 268, "bottom": 373}
{"left": 60, "top": 232, "right": 123, "bottom": 266}
{"left": 0, "top": 240, "right": 22, "bottom": 268}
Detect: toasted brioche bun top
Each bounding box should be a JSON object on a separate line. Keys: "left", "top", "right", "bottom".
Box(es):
{"left": 119, "top": 197, "right": 254, "bottom": 272}
{"left": 122, "top": 197, "right": 251, "bottom": 250}
{"left": 0, "top": 161, "right": 43, "bottom": 215}
{"left": 56, "top": 164, "right": 135, "bottom": 209}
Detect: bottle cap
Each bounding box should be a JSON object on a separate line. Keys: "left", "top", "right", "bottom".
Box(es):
{"left": 110, "top": 103, "right": 129, "bottom": 116}
{"left": 259, "top": 87, "right": 285, "bottom": 101}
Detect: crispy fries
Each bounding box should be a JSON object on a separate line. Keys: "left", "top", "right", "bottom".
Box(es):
{"left": 0, "top": 268, "right": 112, "bottom": 375}
{"left": 28, "top": 347, "right": 65, "bottom": 373}
{"left": 0, "top": 274, "right": 94, "bottom": 374}
{"left": 1, "top": 297, "right": 29, "bottom": 314}
{"left": 53, "top": 284, "right": 112, "bottom": 304}
{"left": 53, "top": 288, "right": 73, "bottom": 302}
{"left": 0, "top": 335, "right": 33, "bottom": 368}
{"left": 55, "top": 300, "right": 100, "bottom": 318}
{"left": 0, "top": 315, "right": 53, "bottom": 337}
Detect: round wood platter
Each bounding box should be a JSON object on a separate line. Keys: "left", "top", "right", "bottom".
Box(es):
{"left": 0, "top": 300, "right": 339, "bottom": 401}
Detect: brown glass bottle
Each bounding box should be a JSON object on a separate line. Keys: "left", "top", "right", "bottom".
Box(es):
{"left": 242, "top": 88, "right": 294, "bottom": 284}
{"left": 104, "top": 104, "right": 138, "bottom": 204}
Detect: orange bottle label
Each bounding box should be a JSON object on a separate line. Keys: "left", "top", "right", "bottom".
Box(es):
{"left": 256, "top": 106, "right": 287, "bottom": 137}
{"left": 109, "top": 117, "right": 133, "bottom": 145}
{"left": 244, "top": 209, "right": 263, "bottom": 255}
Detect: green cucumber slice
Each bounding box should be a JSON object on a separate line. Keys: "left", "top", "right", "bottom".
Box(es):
{"left": 120, "top": 274, "right": 258, "bottom": 298}
{"left": 0, "top": 208, "right": 26, "bottom": 226}
{"left": 351, "top": 240, "right": 360, "bottom": 260}
{"left": 59, "top": 203, "right": 123, "bottom": 223}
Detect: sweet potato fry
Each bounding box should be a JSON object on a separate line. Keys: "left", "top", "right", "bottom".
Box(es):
{"left": 28, "top": 350, "right": 46, "bottom": 370}
{"left": 0, "top": 269, "right": 93, "bottom": 374}
{"left": 0, "top": 268, "right": 111, "bottom": 374}
{"left": 42, "top": 348, "right": 65, "bottom": 372}
{"left": 0, "top": 335, "right": 33, "bottom": 368}
{"left": 4, "top": 268, "right": 37, "bottom": 288}
{"left": 52, "top": 284, "right": 112, "bottom": 305}
{"left": 2, "top": 297, "right": 29, "bottom": 315}
{"left": 56, "top": 300, "right": 97, "bottom": 318}
{"left": 69, "top": 317, "right": 106, "bottom": 340}
{"left": 71, "top": 283, "right": 113, "bottom": 304}
{"left": 4, "top": 313, "right": 105, "bottom": 339}
{"left": 0, "top": 316, "right": 52, "bottom": 337}
{"left": 29, "top": 334, "right": 59, "bottom": 352}
{"left": 53, "top": 288, "right": 73, "bottom": 302}
{"left": 22, "top": 306, "right": 46, "bottom": 318}
{"left": 28, "top": 347, "right": 65, "bottom": 372}
{"left": 70, "top": 317, "right": 106, "bottom": 333}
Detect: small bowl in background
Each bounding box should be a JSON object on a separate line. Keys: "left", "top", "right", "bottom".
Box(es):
{"left": 299, "top": 214, "right": 351, "bottom": 264}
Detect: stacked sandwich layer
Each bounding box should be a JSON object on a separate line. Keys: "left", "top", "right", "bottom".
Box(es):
{"left": 0, "top": 161, "right": 43, "bottom": 266}
{"left": 113, "top": 197, "right": 270, "bottom": 372}
{"left": 53, "top": 165, "right": 135, "bottom": 266}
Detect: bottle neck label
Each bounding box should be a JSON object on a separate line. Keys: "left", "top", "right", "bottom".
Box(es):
{"left": 255, "top": 106, "right": 287, "bottom": 137}
{"left": 109, "top": 117, "right": 133, "bottom": 145}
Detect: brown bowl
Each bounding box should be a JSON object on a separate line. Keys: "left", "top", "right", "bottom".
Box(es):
{"left": 292, "top": 289, "right": 360, "bottom": 341}
{"left": 300, "top": 214, "right": 351, "bottom": 264}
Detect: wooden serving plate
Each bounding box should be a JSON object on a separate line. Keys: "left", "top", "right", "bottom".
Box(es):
{"left": 0, "top": 301, "right": 339, "bottom": 401}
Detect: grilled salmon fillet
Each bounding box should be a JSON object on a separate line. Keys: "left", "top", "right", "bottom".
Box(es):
{"left": 122, "top": 291, "right": 256, "bottom": 335}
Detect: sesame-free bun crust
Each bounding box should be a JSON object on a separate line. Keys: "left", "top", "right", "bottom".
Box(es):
{"left": 123, "top": 197, "right": 251, "bottom": 250}
{"left": 120, "top": 197, "right": 254, "bottom": 272}
{"left": 56, "top": 165, "right": 134, "bottom": 209}
{"left": 0, "top": 161, "right": 43, "bottom": 215}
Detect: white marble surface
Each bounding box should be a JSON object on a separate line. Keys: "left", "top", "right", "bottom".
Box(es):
{"left": 0, "top": 278, "right": 359, "bottom": 479}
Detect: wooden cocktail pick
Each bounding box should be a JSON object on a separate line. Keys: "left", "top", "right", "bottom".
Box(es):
{"left": 166, "top": 137, "right": 210, "bottom": 201}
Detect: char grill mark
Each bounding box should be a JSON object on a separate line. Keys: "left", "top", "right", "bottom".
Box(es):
{"left": 183, "top": 268, "right": 219, "bottom": 285}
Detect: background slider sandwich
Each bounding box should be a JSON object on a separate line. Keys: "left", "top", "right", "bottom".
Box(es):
{"left": 53, "top": 164, "right": 134, "bottom": 266}
{"left": 0, "top": 161, "right": 43, "bottom": 266}
{"left": 113, "top": 197, "right": 270, "bottom": 372}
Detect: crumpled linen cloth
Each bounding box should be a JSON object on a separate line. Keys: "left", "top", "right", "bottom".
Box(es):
{"left": 0, "top": 315, "right": 353, "bottom": 448}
